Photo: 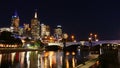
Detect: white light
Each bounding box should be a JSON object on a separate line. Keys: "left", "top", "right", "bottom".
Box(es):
{"left": 80, "top": 41, "right": 85, "bottom": 45}
{"left": 27, "top": 44, "right": 30, "bottom": 47}
{"left": 0, "top": 54, "right": 2, "bottom": 66}
{"left": 57, "top": 25, "right": 62, "bottom": 28}
{"left": 88, "top": 37, "right": 92, "bottom": 40}
{"left": 96, "top": 39, "right": 99, "bottom": 41}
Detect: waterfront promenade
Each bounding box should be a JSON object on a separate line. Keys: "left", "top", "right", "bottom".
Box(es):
{"left": 75, "top": 54, "right": 99, "bottom": 68}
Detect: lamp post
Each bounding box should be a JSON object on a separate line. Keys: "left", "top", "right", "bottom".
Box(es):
{"left": 94, "top": 34, "right": 99, "bottom": 41}
{"left": 62, "top": 33, "right": 68, "bottom": 49}
{"left": 88, "top": 37, "right": 92, "bottom": 48}
{"left": 94, "top": 34, "right": 97, "bottom": 39}
{"left": 88, "top": 33, "right": 99, "bottom": 47}
{"left": 88, "top": 37, "right": 92, "bottom": 57}
{"left": 62, "top": 33, "right": 68, "bottom": 68}
{"left": 71, "top": 35, "right": 75, "bottom": 42}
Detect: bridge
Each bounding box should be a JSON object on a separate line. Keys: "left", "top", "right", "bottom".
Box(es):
{"left": 48, "top": 40, "right": 120, "bottom": 47}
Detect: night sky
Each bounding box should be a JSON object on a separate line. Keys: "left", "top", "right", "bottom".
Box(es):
{"left": 0, "top": 0, "right": 120, "bottom": 40}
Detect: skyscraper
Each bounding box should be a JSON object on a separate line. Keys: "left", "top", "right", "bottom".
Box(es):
{"left": 11, "top": 10, "right": 20, "bottom": 34}
{"left": 23, "top": 23, "right": 31, "bottom": 37}
{"left": 54, "top": 25, "right": 62, "bottom": 41}
{"left": 31, "top": 10, "right": 40, "bottom": 40}
{"left": 41, "top": 23, "right": 50, "bottom": 38}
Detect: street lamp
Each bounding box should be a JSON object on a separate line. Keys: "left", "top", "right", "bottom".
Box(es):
{"left": 94, "top": 34, "right": 97, "bottom": 39}
{"left": 88, "top": 37, "right": 92, "bottom": 41}
{"left": 90, "top": 33, "right": 93, "bottom": 36}
{"left": 71, "top": 35, "right": 75, "bottom": 42}
{"left": 95, "top": 39, "right": 99, "bottom": 41}
{"left": 62, "top": 33, "right": 68, "bottom": 48}
{"left": 88, "top": 37, "right": 92, "bottom": 47}
{"left": 94, "top": 34, "right": 99, "bottom": 41}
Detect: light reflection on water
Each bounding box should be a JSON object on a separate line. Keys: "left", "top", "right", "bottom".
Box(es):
{"left": 0, "top": 49, "right": 89, "bottom": 68}
{"left": 11, "top": 52, "right": 15, "bottom": 64}
{"left": 41, "top": 51, "right": 63, "bottom": 68}
{"left": 0, "top": 54, "right": 2, "bottom": 66}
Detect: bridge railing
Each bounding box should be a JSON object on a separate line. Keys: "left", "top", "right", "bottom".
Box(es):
{"left": 48, "top": 40, "right": 120, "bottom": 47}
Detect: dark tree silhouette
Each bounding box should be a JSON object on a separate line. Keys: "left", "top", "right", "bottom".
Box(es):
{"left": 0, "top": 31, "right": 23, "bottom": 47}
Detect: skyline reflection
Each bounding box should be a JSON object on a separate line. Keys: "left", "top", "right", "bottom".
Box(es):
{"left": 0, "top": 49, "right": 89, "bottom": 68}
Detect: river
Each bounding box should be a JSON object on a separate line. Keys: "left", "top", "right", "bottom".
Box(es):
{"left": 0, "top": 49, "right": 90, "bottom": 68}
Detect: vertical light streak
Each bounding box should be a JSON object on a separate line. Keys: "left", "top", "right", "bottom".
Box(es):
{"left": 26, "top": 51, "right": 31, "bottom": 68}
{"left": 0, "top": 54, "right": 2, "bottom": 66}
{"left": 72, "top": 56, "right": 75, "bottom": 68}
{"left": 44, "top": 57, "right": 48, "bottom": 68}
{"left": 11, "top": 52, "right": 16, "bottom": 64}
{"left": 20, "top": 52, "right": 25, "bottom": 68}
{"left": 37, "top": 54, "right": 40, "bottom": 68}
{"left": 66, "top": 56, "right": 69, "bottom": 68}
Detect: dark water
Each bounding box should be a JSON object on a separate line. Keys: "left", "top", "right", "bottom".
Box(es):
{"left": 99, "top": 49, "right": 120, "bottom": 68}
{"left": 0, "top": 49, "right": 89, "bottom": 68}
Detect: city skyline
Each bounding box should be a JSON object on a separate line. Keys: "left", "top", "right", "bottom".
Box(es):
{"left": 0, "top": 0, "right": 120, "bottom": 40}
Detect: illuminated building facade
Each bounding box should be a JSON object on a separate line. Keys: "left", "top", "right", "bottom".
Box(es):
{"left": 31, "top": 11, "right": 40, "bottom": 40}
{"left": 54, "top": 25, "right": 62, "bottom": 41}
{"left": 0, "top": 10, "right": 65, "bottom": 42}
{"left": 11, "top": 11, "right": 20, "bottom": 34}
{"left": 23, "top": 23, "right": 31, "bottom": 37}
{"left": 0, "top": 28, "right": 11, "bottom": 32}
{"left": 41, "top": 23, "right": 50, "bottom": 38}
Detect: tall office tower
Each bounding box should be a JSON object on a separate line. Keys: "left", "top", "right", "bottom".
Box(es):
{"left": 23, "top": 23, "right": 31, "bottom": 37}
{"left": 46, "top": 25, "right": 50, "bottom": 36}
{"left": 31, "top": 11, "right": 40, "bottom": 40}
{"left": 41, "top": 24, "right": 46, "bottom": 38}
{"left": 54, "top": 25, "right": 62, "bottom": 40}
{"left": 11, "top": 11, "right": 20, "bottom": 34}
{"left": 41, "top": 23, "right": 50, "bottom": 38}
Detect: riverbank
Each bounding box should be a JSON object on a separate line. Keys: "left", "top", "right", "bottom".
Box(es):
{"left": 75, "top": 54, "right": 99, "bottom": 68}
